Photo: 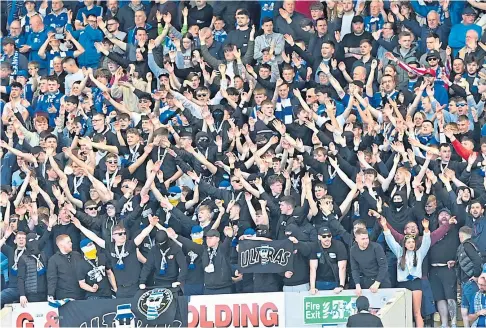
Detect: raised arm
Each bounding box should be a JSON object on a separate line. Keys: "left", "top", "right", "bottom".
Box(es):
{"left": 71, "top": 217, "right": 106, "bottom": 249}
{"left": 134, "top": 215, "right": 159, "bottom": 246}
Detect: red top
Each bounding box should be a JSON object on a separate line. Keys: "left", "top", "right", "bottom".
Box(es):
{"left": 451, "top": 139, "right": 476, "bottom": 160}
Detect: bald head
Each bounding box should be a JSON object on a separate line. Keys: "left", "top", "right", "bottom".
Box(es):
{"left": 30, "top": 15, "right": 44, "bottom": 32}
{"left": 353, "top": 66, "right": 367, "bottom": 82}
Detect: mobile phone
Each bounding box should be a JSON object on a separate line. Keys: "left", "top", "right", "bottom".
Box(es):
{"left": 55, "top": 33, "right": 64, "bottom": 40}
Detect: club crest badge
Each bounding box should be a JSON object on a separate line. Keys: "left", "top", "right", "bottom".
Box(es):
{"left": 137, "top": 288, "right": 173, "bottom": 321}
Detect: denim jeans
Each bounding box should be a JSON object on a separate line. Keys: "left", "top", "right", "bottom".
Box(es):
{"left": 283, "top": 283, "right": 309, "bottom": 292}
{"left": 461, "top": 280, "right": 479, "bottom": 310}
{"left": 1, "top": 287, "right": 19, "bottom": 308}
{"left": 316, "top": 281, "right": 338, "bottom": 290}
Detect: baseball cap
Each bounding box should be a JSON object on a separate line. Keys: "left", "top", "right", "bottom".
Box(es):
{"left": 438, "top": 208, "right": 451, "bottom": 215}
{"left": 426, "top": 50, "right": 440, "bottom": 60}
{"left": 352, "top": 15, "right": 364, "bottom": 24}
{"left": 206, "top": 229, "right": 220, "bottom": 238}
{"left": 423, "top": 68, "right": 436, "bottom": 76}
{"left": 463, "top": 7, "right": 477, "bottom": 16}
{"left": 16, "top": 70, "right": 29, "bottom": 78}
{"left": 318, "top": 227, "right": 332, "bottom": 236}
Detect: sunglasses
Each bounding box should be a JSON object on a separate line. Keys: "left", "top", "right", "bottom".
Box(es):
{"left": 457, "top": 103, "right": 467, "bottom": 107}
{"left": 106, "top": 160, "right": 118, "bottom": 164}
{"left": 86, "top": 207, "right": 98, "bottom": 211}
{"left": 427, "top": 57, "right": 438, "bottom": 61}
{"left": 404, "top": 234, "right": 415, "bottom": 239}
{"left": 196, "top": 93, "right": 208, "bottom": 97}
{"left": 113, "top": 232, "right": 126, "bottom": 236}
{"left": 321, "top": 234, "right": 332, "bottom": 238}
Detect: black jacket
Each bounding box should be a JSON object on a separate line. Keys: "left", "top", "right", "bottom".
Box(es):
{"left": 47, "top": 251, "right": 84, "bottom": 300}
{"left": 139, "top": 241, "right": 188, "bottom": 287}
{"left": 202, "top": 237, "right": 233, "bottom": 289}
{"left": 347, "top": 312, "right": 384, "bottom": 327}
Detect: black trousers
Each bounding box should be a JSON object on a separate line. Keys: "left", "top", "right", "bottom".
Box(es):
{"left": 116, "top": 284, "right": 139, "bottom": 299}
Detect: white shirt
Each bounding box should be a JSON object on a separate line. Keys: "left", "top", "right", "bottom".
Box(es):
{"left": 64, "top": 69, "right": 84, "bottom": 96}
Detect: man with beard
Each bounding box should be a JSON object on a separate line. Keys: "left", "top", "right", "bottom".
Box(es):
{"left": 76, "top": 238, "right": 117, "bottom": 299}
{"left": 428, "top": 210, "right": 462, "bottom": 327}
{"left": 47, "top": 234, "right": 84, "bottom": 300}
{"left": 380, "top": 208, "right": 457, "bottom": 327}
{"left": 309, "top": 227, "right": 347, "bottom": 294}
{"left": 340, "top": 16, "right": 374, "bottom": 70}
{"left": 139, "top": 230, "right": 187, "bottom": 290}
{"left": 463, "top": 200, "right": 486, "bottom": 254}
{"left": 467, "top": 275, "right": 486, "bottom": 327}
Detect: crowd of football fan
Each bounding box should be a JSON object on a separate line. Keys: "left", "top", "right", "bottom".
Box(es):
{"left": 5, "top": 0, "right": 486, "bottom": 327}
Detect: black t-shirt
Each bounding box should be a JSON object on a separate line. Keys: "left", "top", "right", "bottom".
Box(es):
{"left": 107, "top": 240, "right": 141, "bottom": 286}
{"left": 76, "top": 252, "right": 112, "bottom": 298}
{"left": 310, "top": 240, "right": 347, "bottom": 282}
{"left": 150, "top": 146, "right": 178, "bottom": 179}
{"left": 94, "top": 167, "right": 130, "bottom": 196}
{"left": 119, "top": 144, "right": 147, "bottom": 182}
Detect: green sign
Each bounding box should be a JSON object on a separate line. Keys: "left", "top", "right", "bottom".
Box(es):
{"left": 303, "top": 295, "right": 357, "bottom": 325}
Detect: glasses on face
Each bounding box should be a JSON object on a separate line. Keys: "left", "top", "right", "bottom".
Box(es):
{"left": 457, "top": 103, "right": 467, "bottom": 107}
{"left": 113, "top": 231, "right": 126, "bottom": 236}
{"left": 427, "top": 57, "right": 438, "bottom": 62}
{"left": 404, "top": 234, "right": 415, "bottom": 239}
{"left": 196, "top": 93, "right": 208, "bottom": 97}
{"left": 106, "top": 206, "right": 116, "bottom": 211}
{"left": 106, "top": 160, "right": 117, "bottom": 164}
{"left": 321, "top": 234, "right": 332, "bottom": 238}
{"left": 86, "top": 207, "right": 97, "bottom": 211}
